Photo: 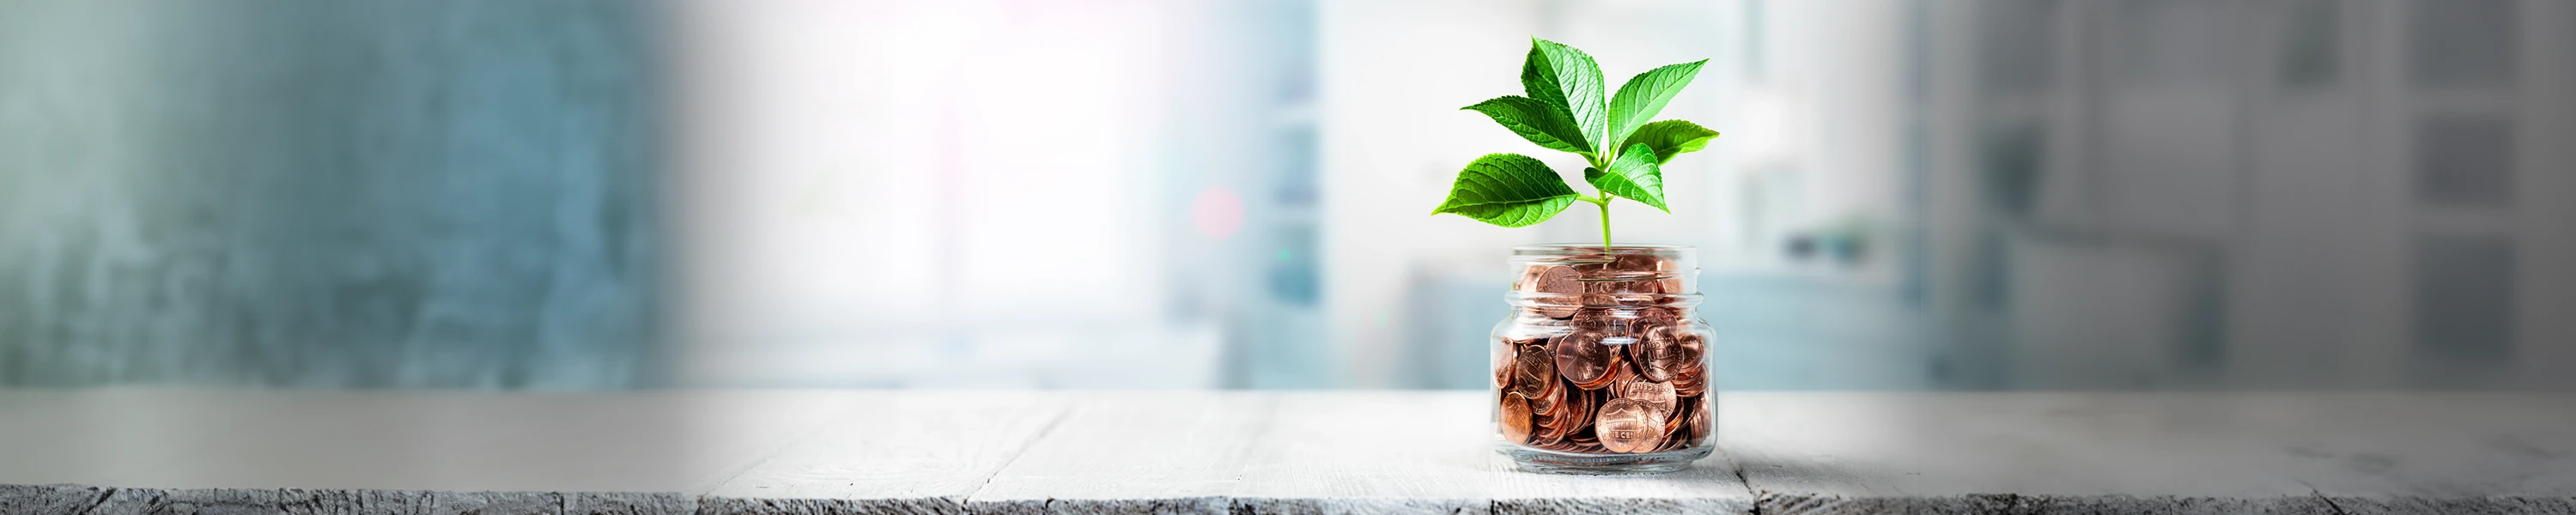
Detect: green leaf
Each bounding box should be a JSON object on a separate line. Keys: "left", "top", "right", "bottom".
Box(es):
{"left": 1433, "top": 154, "right": 1581, "bottom": 227}
{"left": 1463, "top": 96, "right": 1592, "bottom": 154}
{"left": 1618, "top": 119, "right": 1721, "bottom": 164}
{"left": 1521, "top": 39, "right": 1607, "bottom": 150}
{"left": 1606, "top": 60, "right": 1706, "bottom": 149}
{"left": 1584, "top": 143, "right": 1668, "bottom": 212}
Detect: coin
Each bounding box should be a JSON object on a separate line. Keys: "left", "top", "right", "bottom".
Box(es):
{"left": 1531, "top": 404, "right": 1564, "bottom": 447}
{"left": 1595, "top": 398, "right": 1668, "bottom": 453}
{"left": 1634, "top": 307, "right": 1677, "bottom": 331}
{"left": 1567, "top": 429, "right": 1603, "bottom": 453}
{"left": 1663, "top": 400, "right": 1690, "bottom": 435}
{"left": 1499, "top": 393, "right": 1534, "bottom": 443}
{"left": 1553, "top": 330, "right": 1618, "bottom": 389}
{"left": 1687, "top": 397, "right": 1711, "bottom": 439}
{"left": 1670, "top": 367, "right": 1706, "bottom": 398}
{"left": 1532, "top": 391, "right": 1573, "bottom": 445}
{"left": 1616, "top": 379, "right": 1678, "bottom": 418}
{"left": 1571, "top": 306, "right": 1613, "bottom": 334}
{"left": 1651, "top": 403, "right": 1690, "bottom": 451}
{"left": 1510, "top": 340, "right": 1554, "bottom": 399}
{"left": 1600, "top": 355, "right": 1638, "bottom": 388}
{"left": 1656, "top": 276, "right": 1685, "bottom": 294}
{"left": 1495, "top": 338, "right": 1529, "bottom": 389}
{"left": 1528, "top": 375, "right": 1563, "bottom": 416}
{"left": 1673, "top": 330, "right": 1706, "bottom": 375}
{"left": 1613, "top": 252, "right": 1670, "bottom": 273}
{"left": 1528, "top": 265, "right": 1582, "bottom": 318}
{"left": 1633, "top": 324, "right": 1691, "bottom": 382}
{"left": 1556, "top": 378, "right": 1593, "bottom": 430}
{"left": 1584, "top": 276, "right": 1646, "bottom": 295}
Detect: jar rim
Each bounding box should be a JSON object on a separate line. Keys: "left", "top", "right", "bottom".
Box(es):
{"left": 1504, "top": 290, "right": 1704, "bottom": 307}
{"left": 1511, "top": 243, "right": 1695, "bottom": 251}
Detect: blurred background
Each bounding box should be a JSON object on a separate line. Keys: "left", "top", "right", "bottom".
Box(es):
{"left": 2, "top": 0, "right": 2569, "bottom": 391}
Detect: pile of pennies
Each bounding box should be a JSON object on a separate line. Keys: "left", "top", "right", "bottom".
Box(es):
{"left": 1494, "top": 252, "right": 1710, "bottom": 454}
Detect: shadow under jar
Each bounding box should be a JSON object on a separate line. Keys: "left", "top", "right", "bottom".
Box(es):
{"left": 1493, "top": 244, "right": 1713, "bottom": 474}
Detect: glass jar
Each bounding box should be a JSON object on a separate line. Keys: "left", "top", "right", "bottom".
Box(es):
{"left": 1492, "top": 244, "right": 1713, "bottom": 474}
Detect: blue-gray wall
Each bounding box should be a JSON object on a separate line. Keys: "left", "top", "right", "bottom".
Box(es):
{"left": 0, "top": 1, "right": 662, "bottom": 388}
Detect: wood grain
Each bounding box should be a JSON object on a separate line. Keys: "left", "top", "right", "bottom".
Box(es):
{"left": 1230, "top": 391, "right": 1495, "bottom": 514}
{"left": 965, "top": 392, "right": 1277, "bottom": 515}
{"left": 1722, "top": 392, "right": 2576, "bottom": 514}
{"left": 4, "top": 391, "right": 2575, "bottom": 515}
{"left": 703, "top": 391, "right": 1071, "bottom": 514}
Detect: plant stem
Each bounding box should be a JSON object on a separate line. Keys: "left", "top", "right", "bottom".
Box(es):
{"left": 1588, "top": 150, "right": 1616, "bottom": 251}
{"left": 1595, "top": 191, "right": 1613, "bottom": 251}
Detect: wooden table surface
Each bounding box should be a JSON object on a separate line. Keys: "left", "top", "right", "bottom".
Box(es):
{"left": 1, "top": 390, "right": 2572, "bottom": 514}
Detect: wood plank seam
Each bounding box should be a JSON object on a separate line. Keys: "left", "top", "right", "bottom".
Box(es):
{"left": 683, "top": 399, "right": 877, "bottom": 501}
{"left": 947, "top": 400, "right": 1078, "bottom": 513}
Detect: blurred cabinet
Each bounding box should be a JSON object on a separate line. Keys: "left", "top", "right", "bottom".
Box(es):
{"left": 1921, "top": 0, "right": 2575, "bottom": 389}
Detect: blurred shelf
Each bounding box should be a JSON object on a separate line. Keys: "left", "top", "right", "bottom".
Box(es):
{"left": 2, "top": 390, "right": 2572, "bottom": 514}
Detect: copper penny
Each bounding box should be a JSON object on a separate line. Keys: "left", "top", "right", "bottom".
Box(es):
{"left": 1670, "top": 368, "right": 1706, "bottom": 397}
{"left": 1652, "top": 403, "right": 1690, "bottom": 451}
{"left": 1571, "top": 306, "right": 1613, "bottom": 334}
{"left": 1635, "top": 307, "right": 1677, "bottom": 330}
{"left": 1528, "top": 376, "right": 1563, "bottom": 416}
{"left": 1672, "top": 330, "right": 1707, "bottom": 376}
{"left": 1583, "top": 276, "right": 1643, "bottom": 295}
{"left": 1617, "top": 379, "right": 1678, "bottom": 418}
{"left": 1509, "top": 340, "right": 1553, "bottom": 399}
{"left": 1612, "top": 252, "right": 1669, "bottom": 272}
{"left": 1688, "top": 398, "right": 1711, "bottom": 439}
{"left": 1528, "top": 265, "right": 1582, "bottom": 318}
{"left": 1532, "top": 400, "right": 1571, "bottom": 445}
{"left": 1600, "top": 357, "right": 1638, "bottom": 388}
{"left": 1664, "top": 401, "right": 1690, "bottom": 436}
{"left": 1553, "top": 330, "right": 1617, "bottom": 388}
{"left": 1494, "top": 338, "right": 1529, "bottom": 389}
{"left": 1555, "top": 379, "right": 1592, "bottom": 430}
{"left": 1566, "top": 430, "right": 1603, "bottom": 453}
{"left": 1633, "top": 324, "right": 1690, "bottom": 382}
{"left": 1498, "top": 393, "right": 1534, "bottom": 443}
{"left": 1595, "top": 398, "right": 1668, "bottom": 453}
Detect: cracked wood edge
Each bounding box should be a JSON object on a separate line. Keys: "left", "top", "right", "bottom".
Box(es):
{"left": 0, "top": 485, "right": 696, "bottom": 515}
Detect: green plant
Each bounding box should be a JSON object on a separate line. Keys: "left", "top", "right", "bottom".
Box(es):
{"left": 1431, "top": 38, "right": 1719, "bottom": 249}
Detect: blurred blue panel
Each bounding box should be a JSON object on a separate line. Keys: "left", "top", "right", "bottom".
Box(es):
{"left": 2412, "top": 236, "right": 2516, "bottom": 366}
{"left": 2414, "top": 115, "right": 2515, "bottom": 208}
{"left": 0, "top": 1, "right": 661, "bottom": 388}
{"left": 2408, "top": 0, "right": 2517, "bottom": 90}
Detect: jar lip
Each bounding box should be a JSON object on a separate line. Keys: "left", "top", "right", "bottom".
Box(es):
{"left": 1504, "top": 291, "right": 1704, "bottom": 307}
{"left": 1512, "top": 243, "right": 1695, "bottom": 251}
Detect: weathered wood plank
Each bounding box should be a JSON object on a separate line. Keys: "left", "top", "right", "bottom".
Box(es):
{"left": 1722, "top": 392, "right": 2576, "bottom": 514}
{"left": 1485, "top": 427, "right": 1752, "bottom": 515}
{"left": 1228, "top": 391, "right": 1493, "bottom": 514}
{"left": 1228, "top": 391, "right": 1753, "bottom": 515}
{"left": 0, "top": 484, "right": 681, "bottom": 515}
{"left": 965, "top": 392, "right": 1277, "bottom": 515}
{"left": 8, "top": 391, "right": 2576, "bottom": 515}
{"left": 0, "top": 389, "right": 851, "bottom": 495}
{"left": 703, "top": 391, "right": 1071, "bottom": 514}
